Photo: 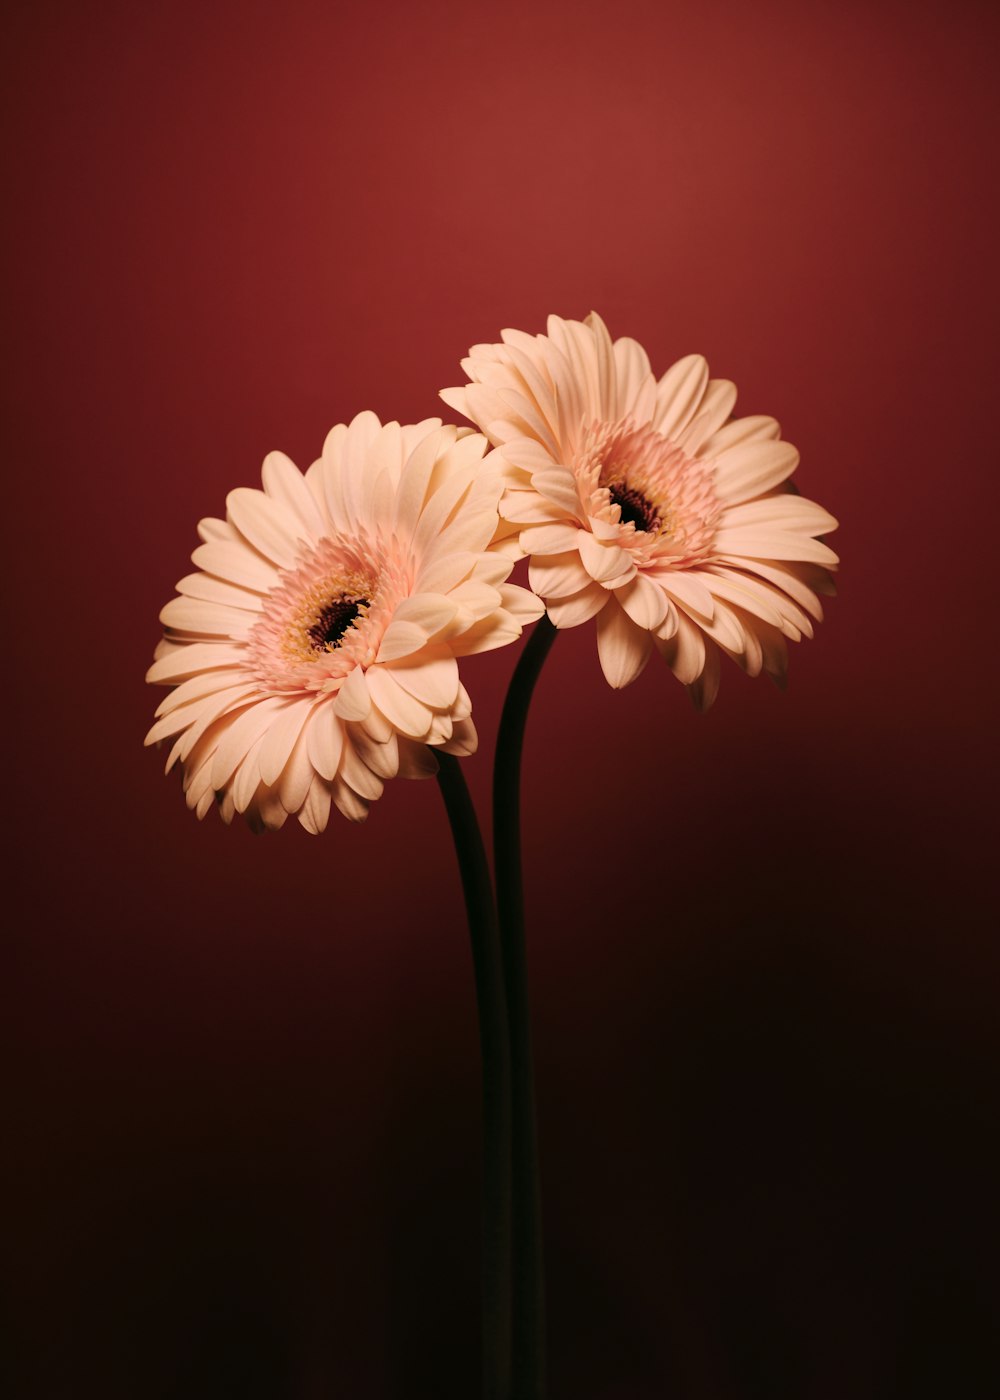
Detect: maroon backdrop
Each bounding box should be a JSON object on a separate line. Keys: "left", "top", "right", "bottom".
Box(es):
{"left": 5, "top": 2, "right": 998, "bottom": 1396}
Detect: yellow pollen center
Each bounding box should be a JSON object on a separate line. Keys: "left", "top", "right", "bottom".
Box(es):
{"left": 280, "top": 570, "right": 373, "bottom": 663}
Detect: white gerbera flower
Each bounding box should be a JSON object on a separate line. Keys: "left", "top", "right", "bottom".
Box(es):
{"left": 442, "top": 314, "right": 838, "bottom": 707}
{"left": 146, "top": 413, "right": 542, "bottom": 830}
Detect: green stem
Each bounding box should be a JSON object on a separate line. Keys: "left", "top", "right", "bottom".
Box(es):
{"left": 436, "top": 752, "right": 512, "bottom": 1400}
{"left": 493, "top": 616, "right": 558, "bottom": 1399}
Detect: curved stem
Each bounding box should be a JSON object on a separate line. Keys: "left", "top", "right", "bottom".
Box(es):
{"left": 436, "top": 752, "right": 512, "bottom": 1400}
{"left": 493, "top": 616, "right": 558, "bottom": 1399}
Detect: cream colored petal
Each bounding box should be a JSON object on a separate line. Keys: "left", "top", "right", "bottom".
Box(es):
{"left": 415, "top": 551, "right": 478, "bottom": 595}
{"left": 532, "top": 469, "right": 583, "bottom": 518}
{"left": 496, "top": 387, "right": 560, "bottom": 457}
{"left": 159, "top": 597, "right": 254, "bottom": 638}
{"left": 584, "top": 312, "right": 618, "bottom": 421}
{"left": 439, "top": 717, "right": 477, "bottom": 756}
{"left": 426, "top": 712, "right": 454, "bottom": 745}
{"left": 226, "top": 488, "right": 308, "bottom": 570}
{"left": 545, "top": 581, "right": 609, "bottom": 629}
{"left": 714, "top": 441, "right": 800, "bottom": 505}
{"left": 175, "top": 573, "right": 263, "bottom": 612}
{"left": 305, "top": 702, "right": 345, "bottom": 781}
{"left": 208, "top": 697, "right": 287, "bottom": 787}
{"left": 655, "top": 613, "right": 706, "bottom": 685}
{"left": 719, "top": 495, "right": 838, "bottom": 536}
{"left": 154, "top": 669, "right": 249, "bottom": 718}
{"left": 392, "top": 593, "right": 458, "bottom": 635}
{"left": 274, "top": 729, "right": 314, "bottom": 813}
{"left": 519, "top": 523, "right": 583, "bottom": 556}
{"left": 299, "top": 776, "right": 333, "bottom": 835}
{"left": 393, "top": 425, "right": 448, "bottom": 538}
{"left": 596, "top": 603, "right": 653, "bottom": 688}
{"left": 366, "top": 668, "right": 433, "bottom": 738}
{"left": 653, "top": 355, "right": 709, "bottom": 438}
{"left": 700, "top": 571, "right": 784, "bottom": 628}
{"left": 377, "top": 620, "right": 430, "bottom": 663}
{"left": 497, "top": 584, "right": 546, "bottom": 623}
{"left": 359, "top": 705, "right": 394, "bottom": 743}
{"left": 190, "top": 540, "right": 278, "bottom": 593}
{"left": 144, "top": 683, "right": 256, "bottom": 746}
{"left": 339, "top": 740, "right": 385, "bottom": 801}
{"left": 471, "top": 555, "right": 513, "bottom": 587}
{"left": 577, "top": 531, "right": 631, "bottom": 584}
{"left": 711, "top": 528, "right": 839, "bottom": 567}
{"left": 439, "top": 385, "right": 472, "bottom": 421}
{"left": 256, "top": 701, "right": 312, "bottom": 787}
{"left": 330, "top": 777, "right": 372, "bottom": 822}
{"left": 233, "top": 741, "right": 266, "bottom": 813}
{"left": 448, "top": 580, "right": 503, "bottom": 620}
{"left": 429, "top": 507, "right": 500, "bottom": 561}
{"left": 449, "top": 614, "right": 522, "bottom": 656}
{"left": 691, "top": 597, "right": 745, "bottom": 653}
{"left": 500, "top": 490, "right": 567, "bottom": 526}
{"left": 146, "top": 643, "right": 245, "bottom": 686}
{"left": 196, "top": 516, "right": 230, "bottom": 544}
{"left": 453, "top": 682, "right": 472, "bottom": 720}
{"left": 612, "top": 335, "right": 655, "bottom": 420}
{"left": 261, "top": 450, "right": 328, "bottom": 536}
{"left": 396, "top": 738, "right": 440, "bottom": 779}
{"left": 333, "top": 665, "right": 372, "bottom": 722}
{"left": 386, "top": 652, "right": 460, "bottom": 709}
{"left": 528, "top": 551, "right": 592, "bottom": 600}
{"left": 499, "top": 437, "right": 561, "bottom": 475}
{"left": 688, "top": 642, "right": 721, "bottom": 712}
{"left": 347, "top": 725, "right": 400, "bottom": 780}
{"left": 699, "top": 414, "right": 781, "bottom": 458}
{"left": 338, "top": 410, "right": 383, "bottom": 528}
{"left": 675, "top": 380, "right": 738, "bottom": 453}
{"left": 615, "top": 574, "right": 668, "bottom": 630}
{"left": 655, "top": 569, "right": 716, "bottom": 618}
{"left": 714, "top": 557, "right": 827, "bottom": 621}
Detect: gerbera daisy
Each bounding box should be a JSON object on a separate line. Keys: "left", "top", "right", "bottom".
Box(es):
{"left": 441, "top": 313, "right": 838, "bottom": 707}
{"left": 146, "top": 413, "right": 542, "bottom": 831}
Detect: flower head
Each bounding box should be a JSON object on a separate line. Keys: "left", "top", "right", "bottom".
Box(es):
{"left": 146, "top": 413, "right": 542, "bottom": 831}
{"left": 442, "top": 314, "right": 838, "bottom": 707}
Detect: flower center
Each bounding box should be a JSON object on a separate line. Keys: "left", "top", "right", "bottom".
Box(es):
{"left": 244, "top": 532, "right": 407, "bottom": 693}
{"left": 306, "top": 595, "right": 370, "bottom": 652}
{"left": 607, "top": 479, "right": 660, "bottom": 534}
{"left": 574, "top": 417, "right": 723, "bottom": 568}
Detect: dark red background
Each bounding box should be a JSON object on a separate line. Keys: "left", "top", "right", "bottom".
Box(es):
{"left": 5, "top": 1, "right": 998, "bottom": 1395}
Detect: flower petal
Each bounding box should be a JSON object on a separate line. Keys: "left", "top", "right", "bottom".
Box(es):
{"left": 596, "top": 603, "right": 653, "bottom": 688}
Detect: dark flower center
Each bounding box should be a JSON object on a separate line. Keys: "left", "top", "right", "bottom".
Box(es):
{"left": 308, "top": 595, "right": 368, "bottom": 651}
{"left": 609, "top": 481, "right": 659, "bottom": 533}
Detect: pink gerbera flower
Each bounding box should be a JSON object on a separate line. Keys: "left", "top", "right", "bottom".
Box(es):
{"left": 442, "top": 313, "right": 838, "bottom": 707}
{"left": 146, "top": 413, "right": 542, "bottom": 831}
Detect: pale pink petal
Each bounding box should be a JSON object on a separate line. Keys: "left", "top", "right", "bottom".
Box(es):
{"left": 305, "top": 703, "right": 345, "bottom": 781}
{"left": 333, "top": 666, "right": 372, "bottom": 722}
{"left": 596, "top": 604, "right": 653, "bottom": 688}
{"left": 175, "top": 573, "right": 264, "bottom": 612}
{"left": 386, "top": 652, "right": 460, "bottom": 709}
{"left": 257, "top": 701, "right": 312, "bottom": 787}
{"left": 713, "top": 440, "right": 801, "bottom": 505}
{"left": 653, "top": 354, "right": 709, "bottom": 438}
{"left": 226, "top": 487, "right": 307, "bottom": 569}
{"left": 577, "top": 531, "right": 632, "bottom": 584}
{"left": 366, "top": 668, "right": 433, "bottom": 738}
{"left": 545, "top": 581, "right": 610, "bottom": 629}
{"left": 191, "top": 540, "right": 278, "bottom": 593}
{"left": 528, "top": 551, "right": 592, "bottom": 600}
{"left": 614, "top": 574, "right": 668, "bottom": 631}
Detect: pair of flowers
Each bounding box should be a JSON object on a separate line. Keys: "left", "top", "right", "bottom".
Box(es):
{"left": 147, "top": 313, "right": 838, "bottom": 832}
